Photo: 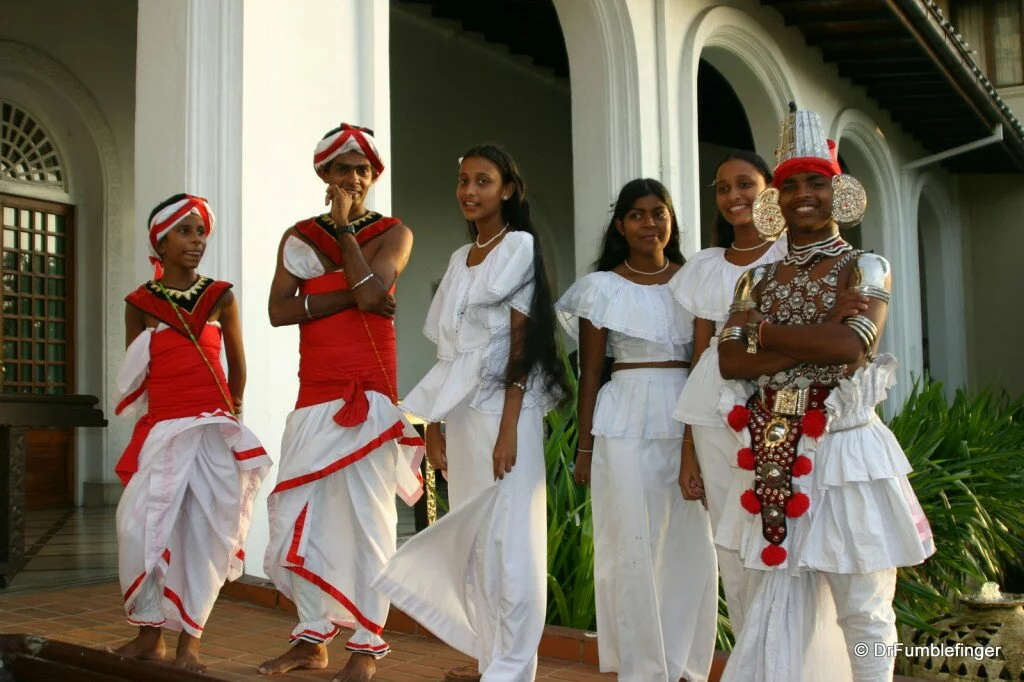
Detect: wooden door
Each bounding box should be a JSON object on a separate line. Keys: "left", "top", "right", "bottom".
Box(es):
{"left": 1, "top": 195, "right": 76, "bottom": 509}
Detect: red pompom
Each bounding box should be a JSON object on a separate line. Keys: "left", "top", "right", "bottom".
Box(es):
{"left": 761, "top": 544, "right": 787, "bottom": 566}
{"left": 737, "top": 448, "right": 755, "bottom": 471}
{"left": 728, "top": 405, "right": 751, "bottom": 432}
{"left": 740, "top": 489, "right": 762, "bottom": 515}
{"left": 802, "top": 409, "right": 827, "bottom": 439}
{"left": 786, "top": 492, "right": 811, "bottom": 518}
{"left": 791, "top": 455, "right": 813, "bottom": 477}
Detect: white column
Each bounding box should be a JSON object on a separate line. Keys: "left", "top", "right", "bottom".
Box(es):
{"left": 238, "top": 0, "right": 389, "bottom": 576}
{"left": 553, "top": 0, "right": 643, "bottom": 275}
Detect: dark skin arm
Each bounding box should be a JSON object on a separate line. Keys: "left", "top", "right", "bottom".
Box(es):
{"left": 679, "top": 316, "right": 717, "bottom": 502}
{"left": 267, "top": 229, "right": 360, "bottom": 327}
{"left": 757, "top": 275, "right": 889, "bottom": 366}
{"left": 719, "top": 286, "right": 873, "bottom": 380}
{"left": 217, "top": 290, "right": 246, "bottom": 403}
{"left": 328, "top": 184, "right": 414, "bottom": 313}
{"left": 493, "top": 309, "right": 529, "bottom": 481}
{"left": 572, "top": 319, "right": 609, "bottom": 486}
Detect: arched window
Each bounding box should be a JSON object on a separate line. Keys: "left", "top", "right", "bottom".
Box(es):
{"left": 1, "top": 101, "right": 73, "bottom": 395}
{"left": 0, "top": 100, "right": 66, "bottom": 190}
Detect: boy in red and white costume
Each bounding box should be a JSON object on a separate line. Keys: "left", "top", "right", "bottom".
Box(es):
{"left": 259, "top": 124, "right": 422, "bottom": 682}
{"left": 114, "top": 193, "right": 271, "bottom": 672}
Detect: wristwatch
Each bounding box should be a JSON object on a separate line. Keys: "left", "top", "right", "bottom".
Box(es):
{"left": 337, "top": 224, "right": 357, "bottom": 236}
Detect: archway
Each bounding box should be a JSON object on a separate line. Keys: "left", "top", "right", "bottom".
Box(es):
{"left": 0, "top": 40, "right": 126, "bottom": 502}
{"left": 680, "top": 5, "right": 798, "bottom": 254}
{"left": 914, "top": 175, "right": 968, "bottom": 395}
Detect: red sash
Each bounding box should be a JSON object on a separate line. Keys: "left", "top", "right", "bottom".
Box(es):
{"left": 116, "top": 285, "right": 234, "bottom": 485}
{"left": 297, "top": 271, "right": 398, "bottom": 427}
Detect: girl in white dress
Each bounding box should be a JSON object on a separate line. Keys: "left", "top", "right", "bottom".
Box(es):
{"left": 558, "top": 178, "right": 717, "bottom": 682}
{"left": 373, "top": 144, "right": 568, "bottom": 682}
{"left": 670, "top": 151, "right": 788, "bottom": 634}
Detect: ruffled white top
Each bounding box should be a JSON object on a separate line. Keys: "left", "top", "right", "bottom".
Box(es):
{"left": 671, "top": 238, "right": 788, "bottom": 427}
{"left": 715, "top": 355, "right": 935, "bottom": 574}
{"left": 556, "top": 272, "right": 694, "bottom": 439}
{"left": 401, "top": 231, "right": 557, "bottom": 421}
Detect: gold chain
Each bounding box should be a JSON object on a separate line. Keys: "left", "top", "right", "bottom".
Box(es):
{"left": 155, "top": 280, "right": 237, "bottom": 417}
{"left": 359, "top": 310, "right": 397, "bottom": 404}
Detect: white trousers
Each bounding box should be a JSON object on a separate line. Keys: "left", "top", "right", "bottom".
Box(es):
{"left": 722, "top": 567, "right": 894, "bottom": 682}
{"left": 374, "top": 404, "right": 547, "bottom": 682}
{"left": 591, "top": 434, "right": 718, "bottom": 682}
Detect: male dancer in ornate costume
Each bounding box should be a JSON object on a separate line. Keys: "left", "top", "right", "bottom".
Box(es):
{"left": 114, "top": 194, "right": 271, "bottom": 673}
{"left": 716, "top": 104, "right": 934, "bottom": 682}
{"left": 259, "top": 124, "right": 423, "bottom": 682}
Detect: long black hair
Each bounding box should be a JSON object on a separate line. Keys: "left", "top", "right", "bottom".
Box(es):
{"left": 711, "top": 150, "right": 773, "bottom": 247}
{"left": 594, "top": 178, "right": 685, "bottom": 272}
{"left": 460, "top": 143, "right": 570, "bottom": 403}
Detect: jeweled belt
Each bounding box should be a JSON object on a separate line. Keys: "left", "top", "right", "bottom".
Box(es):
{"left": 730, "top": 385, "right": 832, "bottom": 565}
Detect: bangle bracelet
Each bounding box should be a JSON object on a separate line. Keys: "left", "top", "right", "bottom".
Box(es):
{"left": 758, "top": 320, "right": 767, "bottom": 348}
{"left": 511, "top": 380, "right": 527, "bottom": 393}
{"left": 577, "top": 448, "right": 593, "bottom": 453}
{"left": 303, "top": 294, "right": 313, "bottom": 320}
{"left": 350, "top": 273, "right": 375, "bottom": 290}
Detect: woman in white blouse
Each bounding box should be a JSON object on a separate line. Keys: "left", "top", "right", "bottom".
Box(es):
{"left": 557, "top": 178, "right": 716, "bottom": 682}
{"left": 670, "top": 150, "right": 788, "bottom": 635}
{"left": 374, "top": 144, "right": 568, "bottom": 682}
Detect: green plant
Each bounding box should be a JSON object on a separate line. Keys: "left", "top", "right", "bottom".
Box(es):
{"left": 889, "top": 378, "right": 1024, "bottom": 633}
{"left": 543, "top": 353, "right": 596, "bottom": 629}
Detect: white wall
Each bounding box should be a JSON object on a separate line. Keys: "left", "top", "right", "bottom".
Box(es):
{"left": 0, "top": 0, "right": 137, "bottom": 498}
{"left": 389, "top": 6, "right": 574, "bottom": 394}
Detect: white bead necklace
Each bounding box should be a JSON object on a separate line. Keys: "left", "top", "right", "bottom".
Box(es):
{"left": 475, "top": 223, "right": 509, "bottom": 249}
{"left": 624, "top": 259, "right": 670, "bottom": 276}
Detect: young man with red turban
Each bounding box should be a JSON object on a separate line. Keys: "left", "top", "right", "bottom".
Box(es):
{"left": 259, "top": 124, "right": 422, "bottom": 682}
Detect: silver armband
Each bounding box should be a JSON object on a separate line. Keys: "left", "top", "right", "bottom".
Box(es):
{"left": 849, "top": 253, "right": 891, "bottom": 304}
{"left": 844, "top": 315, "right": 879, "bottom": 351}
{"left": 719, "top": 326, "right": 747, "bottom": 344}
{"left": 729, "top": 265, "right": 768, "bottom": 314}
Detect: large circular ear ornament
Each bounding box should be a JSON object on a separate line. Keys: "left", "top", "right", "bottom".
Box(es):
{"left": 831, "top": 174, "right": 867, "bottom": 225}
{"left": 752, "top": 188, "right": 787, "bottom": 240}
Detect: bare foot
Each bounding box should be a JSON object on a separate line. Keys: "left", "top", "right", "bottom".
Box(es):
{"left": 258, "top": 640, "right": 329, "bottom": 675}
{"left": 170, "top": 632, "right": 206, "bottom": 674}
{"left": 332, "top": 652, "right": 377, "bottom": 682}
{"left": 111, "top": 626, "right": 166, "bottom": 661}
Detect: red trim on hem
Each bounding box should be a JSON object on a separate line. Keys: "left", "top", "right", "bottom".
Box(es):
{"left": 289, "top": 625, "right": 341, "bottom": 642}
{"left": 123, "top": 570, "right": 147, "bottom": 603}
{"left": 284, "top": 565, "right": 384, "bottom": 636}
{"left": 163, "top": 587, "right": 204, "bottom": 632}
{"left": 345, "top": 642, "right": 390, "bottom": 652}
{"left": 234, "top": 446, "right": 267, "bottom": 461}
{"left": 127, "top": 617, "right": 166, "bottom": 627}
{"left": 398, "top": 436, "right": 425, "bottom": 447}
{"left": 270, "top": 421, "right": 406, "bottom": 494}
{"left": 285, "top": 505, "right": 309, "bottom": 567}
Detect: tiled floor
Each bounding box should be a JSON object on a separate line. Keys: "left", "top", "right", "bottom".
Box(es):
{"left": 0, "top": 581, "right": 612, "bottom": 681}
{"left": 6, "top": 502, "right": 418, "bottom": 593}
{"left": 6, "top": 506, "right": 119, "bottom": 592}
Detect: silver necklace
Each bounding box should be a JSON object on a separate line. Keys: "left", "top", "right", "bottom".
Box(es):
{"left": 475, "top": 223, "right": 509, "bottom": 249}
{"left": 783, "top": 233, "right": 851, "bottom": 267}
{"left": 730, "top": 239, "right": 768, "bottom": 252}
{"left": 624, "top": 259, "right": 670, "bottom": 276}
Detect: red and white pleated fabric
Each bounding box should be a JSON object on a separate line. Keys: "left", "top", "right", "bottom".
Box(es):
{"left": 313, "top": 124, "right": 384, "bottom": 175}
{"left": 114, "top": 324, "right": 271, "bottom": 637}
